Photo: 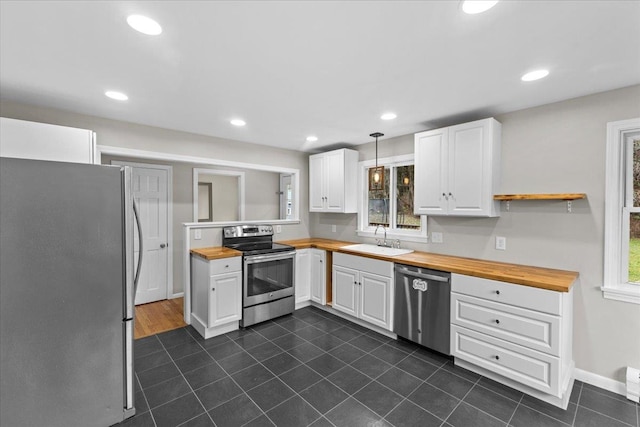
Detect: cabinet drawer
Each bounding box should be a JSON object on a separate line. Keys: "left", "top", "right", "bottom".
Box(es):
{"left": 452, "top": 293, "right": 560, "bottom": 355}
{"left": 452, "top": 274, "right": 561, "bottom": 315}
{"left": 334, "top": 252, "right": 393, "bottom": 278}
{"left": 451, "top": 325, "right": 559, "bottom": 395}
{"left": 209, "top": 257, "right": 241, "bottom": 275}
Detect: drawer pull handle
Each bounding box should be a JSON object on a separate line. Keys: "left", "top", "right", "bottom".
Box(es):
{"left": 495, "top": 319, "right": 500, "bottom": 324}
{"left": 495, "top": 290, "right": 500, "bottom": 295}
{"left": 495, "top": 355, "right": 500, "bottom": 361}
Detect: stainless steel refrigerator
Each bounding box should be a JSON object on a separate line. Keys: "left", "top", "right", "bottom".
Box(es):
{"left": 0, "top": 157, "right": 142, "bottom": 426}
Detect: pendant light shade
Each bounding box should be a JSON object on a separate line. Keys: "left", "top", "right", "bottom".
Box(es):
{"left": 369, "top": 132, "right": 384, "bottom": 191}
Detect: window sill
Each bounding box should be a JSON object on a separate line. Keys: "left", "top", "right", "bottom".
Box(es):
{"left": 356, "top": 230, "right": 429, "bottom": 244}
{"left": 601, "top": 283, "right": 640, "bottom": 304}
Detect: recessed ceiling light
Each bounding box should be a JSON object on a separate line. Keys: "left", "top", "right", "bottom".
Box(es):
{"left": 462, "top": 1, "right": 499, "bottom": 14}
{"left": 381, "top": 112, "right": 397, "bottom": 120}
{"left": 521, "top": 69, "right": 550, "bottom": 82}
{"left": 105, "top": 91, "right": 128, "bottom": 101}
{"left": 306, "top": 136, "right": 318, "bottom": 142}
{"left": 230, "top": 119, "right": 246, "bottom": 127}
{"left": 127, "top": 15, "right": 162, "bottom": 36}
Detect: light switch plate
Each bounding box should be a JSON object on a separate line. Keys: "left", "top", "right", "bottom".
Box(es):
{"left": 194, "top": 229, "right": 202, "bottom": 240}
{"left": 275, "top": 225, "right": 282, "bottom": 233}
{"left": 496, "top": 236, "right": 506, "bottom": 250}
{"left": 332, "top": 225, "right": 337, "bottom": 233}
{"left": 431, "top": 232, "right": 443, "bottom": 243}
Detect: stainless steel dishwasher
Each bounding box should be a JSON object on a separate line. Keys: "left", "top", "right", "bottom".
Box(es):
{"left": 393, "top": 264, "right": 451, "bottom": 355}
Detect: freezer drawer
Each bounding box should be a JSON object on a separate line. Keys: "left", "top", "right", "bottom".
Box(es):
{"left": 393, "top": 264, "right": 451, "bottom": 355}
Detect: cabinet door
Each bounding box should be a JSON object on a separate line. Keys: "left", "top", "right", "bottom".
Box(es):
{"left": 448, "top": 119, "right": 494, "bottom": 216}
{"left": 309, "top": 154, "right": 325, "bottom": 211}
{"left": 324, "top": 150, "right": 345, "bottom": 212}
{"left": 295, "top": 249, "right": 311, "bottom": 304}
{"left": 414, "top": 128, "right": 448, "bottom": 215}
{"left": 359, "top": 271, "right": 391, "bottom": 330}
{"left": 332, "top": 265, "right": 358, "bottom": 317}
{"left": 209, "top": 272, "right": 242, "bottom": 327}
{"left": 310, "top": 249, "right": 326, "bottom": 304}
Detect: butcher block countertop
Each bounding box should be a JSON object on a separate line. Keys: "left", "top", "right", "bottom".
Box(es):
{"left": 190, "top": 247, "right": 242, "bottom": 260}
{"left": 278, "top": 238, "right": 578, "bottom": 292}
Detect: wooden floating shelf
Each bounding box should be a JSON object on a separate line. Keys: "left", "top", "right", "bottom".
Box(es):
{"left": 493, "top": 193, "right": 587, "bottom": 212}
{"left": 493, "top": 193, "right": 586, "bottom": 201}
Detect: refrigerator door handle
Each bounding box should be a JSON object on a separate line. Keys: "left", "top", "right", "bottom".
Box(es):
{"left": 132, "top": 199, "right": 143, "bottom": 293}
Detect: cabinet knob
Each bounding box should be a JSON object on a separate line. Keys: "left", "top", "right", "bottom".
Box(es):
{"left": 495, "top": 319, "right": 500, "bottom": 324}
{"left": 212, "top": 287, "right": 215, "bottom": 291}
{"left": 495, "top": 290, "right": 500, "bottom": 295}
{"left": 225, "top": 265, "right": 229, "bottom": 268}
{"left": 495, "top": 355, "right": 500, "bottom": 361}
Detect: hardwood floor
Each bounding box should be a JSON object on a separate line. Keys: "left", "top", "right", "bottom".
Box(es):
{"left": 134, "top": 297, "right": 186, "bottom": 339}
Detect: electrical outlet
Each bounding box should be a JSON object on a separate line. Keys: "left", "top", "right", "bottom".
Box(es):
{"left": 194, "top": 229, "right": 202, "bottom": 240}
{"left": 332, "top": 225, "right": 337, "bottom": 233}
{"left": 496, "top": 236, "right": 506, "bottom": 250}
{"left": 431, "top": 232, "right": 443, "bottom": 243}
{"left": 275, "top": 225, "right": 282, "bottom": 233}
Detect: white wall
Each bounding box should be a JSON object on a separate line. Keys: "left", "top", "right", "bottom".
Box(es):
{"left": 311, "top": 84, "right": 640, "bottom": 384}
{"left": 0, "top": 100, "right": 311, "bottom": 295}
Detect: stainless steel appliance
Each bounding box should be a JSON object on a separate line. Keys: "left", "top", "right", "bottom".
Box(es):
{"left": 223, "top": 225, "right": 295, "bottom": 327}
{"left": 393, "top": 263, "right": 451, "bottom": 355}
{"left": 0, "top": 157, "right": 142, "bottom": 427}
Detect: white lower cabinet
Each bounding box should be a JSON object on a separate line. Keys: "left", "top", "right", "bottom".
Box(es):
{"left": 310, "top": 249, "right": 326, "bottom": 305}
{"left": 332, "top": 253, "right": 393, "bottom": 331}
{"left": 295, "top": 248, "right": 326, "bottom": 308}
{"left": 295, "top": 249, "right": 311, "bottom": 308}
{"left": 191, "top": 256, "right": 242, "bottom": 339}
{"left": 451, "top": 273, "right": 574, "bottom": 409}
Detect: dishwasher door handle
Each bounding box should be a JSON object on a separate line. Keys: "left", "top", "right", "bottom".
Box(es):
{"left": 396, "top": 267, "right": 450, "bottom": 283}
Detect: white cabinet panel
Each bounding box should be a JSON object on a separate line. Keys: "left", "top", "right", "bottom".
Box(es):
{"left": 209, "top": 272, "right": 242, "bottom": 327}
{"left": 310, "top": 249, "right": 326, "bottom": 305}
{"left": 309, "top": 148, "right": 358, "bottom": 213}
{"left": 0, "top": 117, "right": 95, "bottom": 164}
{"left": 450, "top": 273, "right": 573, "bottom": 408}
{"left": 452, "top": 293, "right": 559, "bottom": 355}
{"left": 333, "top": 265, "right": 359, "bottom": 318}
{"left": 333, "top": 253, "right": 393, "bottom": 330}
{"left": 295, "top": 249, "right": 311, "bottom": 306}
{"left": 191, "top": 255, "right": 242, "bottom": 339}
{"left": 414, "top": 118, "right": 500, "bottom": 217}
{"left": 452, "top": 273, "right": 561, "bottom": 315}
{"left": 452, "top": 326, "right": 558, "bottom": 395}
{"left": 359, "top": 272, "right": 391, "bottom": 329}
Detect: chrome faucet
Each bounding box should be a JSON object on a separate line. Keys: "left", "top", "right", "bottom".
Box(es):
{"left": 374, "top": 224, "right": 391, "bottom": 247}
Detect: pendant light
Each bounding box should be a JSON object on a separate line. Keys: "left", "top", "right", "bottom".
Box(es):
{"left": 369, "top": 132, "right": 384, "bottom": 191}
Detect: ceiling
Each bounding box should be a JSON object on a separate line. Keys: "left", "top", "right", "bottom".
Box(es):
{"left": 1, "top": 1, "right": 638, "bottom": 153}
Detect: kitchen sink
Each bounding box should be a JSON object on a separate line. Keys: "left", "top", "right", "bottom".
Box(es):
{"left": 340, "top": 243, "right": 414, "bottom": 257}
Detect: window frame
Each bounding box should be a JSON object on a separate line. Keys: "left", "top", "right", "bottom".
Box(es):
{"left": 603, "top": 117, "right": 640, "bottom": 304}
{"left": 356, "top": 154, "right": 428, "bottom": 243}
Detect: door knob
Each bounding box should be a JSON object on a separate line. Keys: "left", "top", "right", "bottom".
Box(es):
{"left": 160, "top": 243, "right": 166, "bottom": 248}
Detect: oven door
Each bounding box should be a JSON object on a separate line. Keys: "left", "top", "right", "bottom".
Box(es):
{"left": 243, "top": 251, "right": 295, "bottom": 307}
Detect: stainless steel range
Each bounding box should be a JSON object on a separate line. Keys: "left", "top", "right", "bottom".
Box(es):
{"left": 222, "top": 225, "right": 296, "bottom": 327}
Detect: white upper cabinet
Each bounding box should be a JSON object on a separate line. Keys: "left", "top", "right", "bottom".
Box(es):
{"left": 414, "top": 118, "right": 501, "bottom": 217}
{"left": 309, "top": 148, "right": 358, "bottom": 213}
{"left": 0, "top": 117, "right": 96, "bottom": 164}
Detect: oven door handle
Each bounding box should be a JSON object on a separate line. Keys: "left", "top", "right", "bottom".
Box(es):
{"left": 245, "top": 251, "right": 296, "bottom": 264}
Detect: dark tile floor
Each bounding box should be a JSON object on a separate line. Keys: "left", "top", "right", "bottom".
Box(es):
{"left": 117, "top": 306, "right": 640, "bottom": 427}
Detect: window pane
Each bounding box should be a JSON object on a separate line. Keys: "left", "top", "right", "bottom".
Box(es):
{"left": 634, "top": 140, "right": 640, "bottom": 207}
{"left": 630, "top": 213, "right": 640, "bottom": 283}
{"left": 396, "top": 165, "right": 421, "bottom": 230}
{"left": 368, "top": 167, "right": 389, "bottom": 227}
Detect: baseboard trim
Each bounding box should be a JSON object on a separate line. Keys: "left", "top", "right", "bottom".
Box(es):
{"left": 170, "top": 292, "right": 184, "bottom": 299}
{"left": 574, "top": 368, "right": 626, "bottom": 396}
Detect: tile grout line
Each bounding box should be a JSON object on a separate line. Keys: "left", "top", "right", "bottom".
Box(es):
{"left": 570, "top": 381, "right": 583, "bottom": 426}
{"left": 506, "top": 391, "right": 525, "bottom": 427}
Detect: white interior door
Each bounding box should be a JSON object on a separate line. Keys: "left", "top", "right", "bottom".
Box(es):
{"left": 114, "top": 161, "right": 170, "bottom": 305}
